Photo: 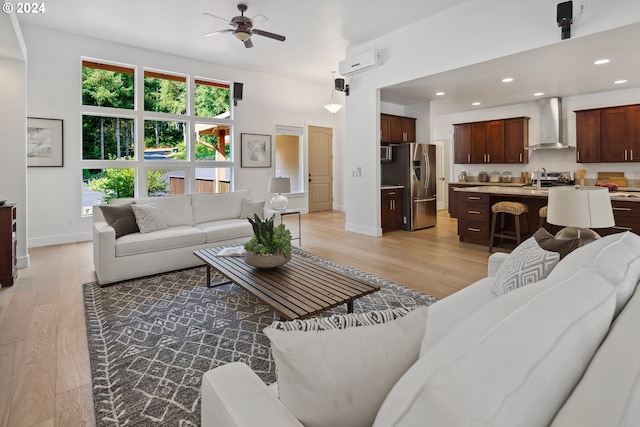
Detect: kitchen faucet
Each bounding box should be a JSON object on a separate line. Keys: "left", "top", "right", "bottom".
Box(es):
{"left": 537, "top": 167, "right": 548, "bottom": 191}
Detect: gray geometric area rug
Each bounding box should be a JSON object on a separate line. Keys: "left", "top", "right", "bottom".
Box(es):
{"left": 83, "top": 248, "right": 437, "bottom": 426}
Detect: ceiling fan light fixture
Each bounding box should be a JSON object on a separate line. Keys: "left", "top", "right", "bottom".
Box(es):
{"left": 234, "top": 30, "right": 251, "bottom": 41}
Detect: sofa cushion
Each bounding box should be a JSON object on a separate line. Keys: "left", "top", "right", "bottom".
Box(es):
{"left": 196, "top": 219, "right": 254, "bottom": 243}
{"left": 240, "top": 198, "right": 266, "bottom": 220}
{"left": 134, "top": 195, "right": 193, "bottom": 227}
{"left": 115, "top": 226, "right": 206, "bottom": 257}
{"left": 99, "top": 202, "right": 139, "bottom": 238}
{"left": 264, "top": 306, "right": 429, "bottom": 427}
{"left": 191, "top": 190, "right": 251, "bottom": 224}
{"left": 374, "top": 269, "right": 616, "bottom": 427}
{"left": 132, "top": 203, "right": 168, "bottom": 234}
{"left": 551, "top": 286, "right": 640, "bottom": 427}
{"left": 548, "top": 231, "right": 640, "bottom": 316}
{"left": 532, "top": 227, "right": 580, "bottom": 259}
{"left": 492, "top": 236, "right": 560, "bottom": 296}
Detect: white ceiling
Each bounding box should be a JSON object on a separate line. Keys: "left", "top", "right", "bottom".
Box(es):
{"left": 13, "top": 0, "right": 640, "bottom": 114}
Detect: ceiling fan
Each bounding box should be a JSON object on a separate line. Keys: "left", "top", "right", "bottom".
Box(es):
{"left": 203, "top": 3, "right": 286, "bottom": 48}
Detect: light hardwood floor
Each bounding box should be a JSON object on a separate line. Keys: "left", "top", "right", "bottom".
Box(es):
{"left": 0, "top": 210, "right": 490, "bottom": 427}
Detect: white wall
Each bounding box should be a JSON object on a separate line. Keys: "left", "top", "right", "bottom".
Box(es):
{"left": 0, "top": 14, "right": 28, "bottom": 267}
{"left": 343, "top": 0, "right": 640, "bottom": 235}
{"left": 21, "top": 25, "right": 343, "bottom": 247}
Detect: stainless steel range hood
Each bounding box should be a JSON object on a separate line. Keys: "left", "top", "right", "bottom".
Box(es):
{"left": 526, "top": 97, "right": 574, "bottom": 151}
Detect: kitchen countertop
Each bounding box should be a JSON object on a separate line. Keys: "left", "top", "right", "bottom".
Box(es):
{"left": 452, "top": 181, "right": 524, "bottom": 187}
{"left": 381, "top": 185, "right": 405, "bottom": 190}
{"left": 454, "top": 185, "right": 640, "bottom": 202}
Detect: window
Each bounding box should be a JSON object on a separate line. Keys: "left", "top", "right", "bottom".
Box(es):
{"left": 81, "top": 60, "right": 234, "bottom": 214}
{"left": 275, "top": 126, "right": 303, "bottom": 193}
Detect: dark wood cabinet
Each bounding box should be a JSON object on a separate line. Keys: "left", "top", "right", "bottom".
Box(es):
{"left": 453, "top": 123, "right": 472, "bottom": 164}
{"left": 457, "top": 193, "right": 491, "bottom": 245}
{"left": 0, "top": 204, "right": 17, "bottom": 287}
{"left": 454, "top": 117, "right": 528, "bottom": 164}
{"left": 597, "top": 200, "right": 640, "bottom": 236}
{"left": 448, "top": 183, "right": 478, "bottom": 218}
{"left": 381, "top": 188, "right": 404, "bottom": 232}
{"left": 380, "top": 114, "right": 416, "bottom": 143}
{"left": 504, "top": 117, "right": 529, "bottom": 164}
{"left": 575, "top": 109, "right": 601, "bottom": 163}
{"left": 576, "top": 104, "right": 640, "bottom": 163}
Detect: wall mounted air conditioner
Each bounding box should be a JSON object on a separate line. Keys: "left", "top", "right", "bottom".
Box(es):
{"left": 339, "top": 49, "right": 382, "bottom": 76}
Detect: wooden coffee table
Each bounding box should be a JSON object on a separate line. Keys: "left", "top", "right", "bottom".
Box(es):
{"left": 194, "top": 247, "right": 380, "bottom": 321}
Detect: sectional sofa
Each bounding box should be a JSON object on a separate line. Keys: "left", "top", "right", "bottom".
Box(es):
{"left": 201, "top": 231, "right": 640, "bottom": 427}
{"left": 93, "top": 190, "right": 264, "bottom": 285}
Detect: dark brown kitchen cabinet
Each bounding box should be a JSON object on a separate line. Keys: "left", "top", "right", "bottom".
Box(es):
{"left": 504, "top": 117, "right": 529, "bottom": 164}
{"left": 575, "top": 109, "right": 601, "bottom": 163}
{"left": 457, "top": 192, "right": 491, "bottom": 245}
{"left": 454, "top": 117, "right": 528, "bottom": 164}
{"left": 448, "top": 183, "right": 478, "bottom": 218}
{"left": 453, "top": 123, "right": 472, "bottom": 164}
{"left": 381, "top": 188, "right": 404, "bottom": 232}
{"left": 0, "top": 204, "right": 17, "bottom": 287}
{"left": 575, "top": 104, "right": 640, "bottom": 163}
{"left": 595, "top": 200, "right": 640, "bottom": 236}
{"left": 380, "top": 114, "right": 416, "bottom": 143}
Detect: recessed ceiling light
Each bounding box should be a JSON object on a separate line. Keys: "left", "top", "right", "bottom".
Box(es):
{"left": 533, "top": 92, "right": 545, "bottom": 97}
{"left": 472, "top": 102, "right": 481, "bottom": 106}
{"left": 435, "top": 91, "right": 445, "bottom": 96}
{"left": 614, "top": 79, "right": 628, "bottom": 84}
{"left": 502, "top": 77, "right": 514, "bottom": 83}
{"left": 594, "top": 59, "right": 610, "bottom": 65}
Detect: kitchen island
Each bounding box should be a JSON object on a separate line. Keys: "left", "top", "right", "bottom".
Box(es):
{"left": 454, "top": 185, "right": 640, "bottom": 247}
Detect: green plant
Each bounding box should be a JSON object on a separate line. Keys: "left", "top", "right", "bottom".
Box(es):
{"left": 244, "top": 214, "right": 292, "bottom": 256}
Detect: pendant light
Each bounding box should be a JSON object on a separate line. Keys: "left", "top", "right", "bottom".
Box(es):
{"left": 323, "top": 71, "right": 343, "bottom": 114}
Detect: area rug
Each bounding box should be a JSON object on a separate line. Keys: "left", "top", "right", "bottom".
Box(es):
{"left": 83, "top": 248, "right": 437, "bottom": 426}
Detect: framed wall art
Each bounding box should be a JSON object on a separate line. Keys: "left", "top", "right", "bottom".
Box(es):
{"left": 27, "top": 117, "right": 64, "bottom": 167}
{"left": 241, "top": 133, "right": 272, "bottom": 168}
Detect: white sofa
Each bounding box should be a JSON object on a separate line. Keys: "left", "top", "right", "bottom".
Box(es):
{"left": 200, "top": 231, "right": 640, "bottom": 427}
{"left": 93, "top": 190, "right": 262, "bottom": 285}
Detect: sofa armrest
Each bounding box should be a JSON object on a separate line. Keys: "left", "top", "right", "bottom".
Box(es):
{"left": 93, "top": 221, "right": 116, "bottom": 283}
{"left": 487, "top": 252, "right": 509, "bottom": 277}
{"left": 201, "top": 362, "right": 303, "bottom": 427}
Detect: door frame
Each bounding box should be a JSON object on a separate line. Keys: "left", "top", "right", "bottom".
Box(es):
{"left": 307, "top": 124, "right": 335, "bottom": 212}
{"left": 432, "top": 139, "right": 451, "bottom": 210}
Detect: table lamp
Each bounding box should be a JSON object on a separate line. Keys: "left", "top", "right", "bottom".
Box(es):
{"left": 268, "top": 177, "right": 291, "bottom": 211}
{"left": 547, "top": 186, "right": 615, "bottom": 246}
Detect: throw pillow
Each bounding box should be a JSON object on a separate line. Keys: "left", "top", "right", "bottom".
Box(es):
{"left": 492, "top": 236, "right": 560, "bottom": 296}
{"left": 99, "top": 202, "right": 139, "bottom": 238}
{"left": 533, "top": 227, "right": 580, "bottom": 259}
{"left": 264, "top": 306, "right": 429, "bottom": 427}
{"left": 131, "top": 203, "right": 168, "bottom": 234}
{"left": 240, "top": 198, "right": 265, "bottom": 220}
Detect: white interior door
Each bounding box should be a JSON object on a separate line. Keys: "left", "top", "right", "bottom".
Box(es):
{"left": 433, "top": 139, "right": 451, "bottom": 210}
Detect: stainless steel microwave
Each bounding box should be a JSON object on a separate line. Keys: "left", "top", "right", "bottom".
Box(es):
{"left": 381, "top": 145, "right": 392, "bottom": 163}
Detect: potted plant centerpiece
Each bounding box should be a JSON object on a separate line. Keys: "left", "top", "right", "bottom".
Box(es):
{"left": 244, "top": 214, "right": 292, "bottom": 268}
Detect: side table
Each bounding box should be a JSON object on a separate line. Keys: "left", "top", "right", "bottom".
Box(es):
{"left": 279, "top": 210, "right": 301, "bottom": 246}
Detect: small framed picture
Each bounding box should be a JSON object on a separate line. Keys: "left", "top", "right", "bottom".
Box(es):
{"left": 27, "top": 117, "right": 64, "bottom": 167}
{"left": 241, "top": 133, "right": 271, "bottom": 168}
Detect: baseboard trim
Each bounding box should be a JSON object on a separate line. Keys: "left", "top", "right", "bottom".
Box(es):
{"left": 28, "top": 231, "right": 92, "bottom": 248}
{"left": 345, "top": 222, "right": 381, "bottom": 237}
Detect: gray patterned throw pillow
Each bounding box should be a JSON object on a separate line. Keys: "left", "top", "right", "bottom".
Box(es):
{"left": 131, "top": 203, "right": 168, "bottom": 234}
{"left": 492, "top": 236, "right": 560, "bottom": 296}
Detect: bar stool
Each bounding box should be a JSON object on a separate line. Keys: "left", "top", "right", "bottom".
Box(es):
{"left": 539, "top": 206, "right": 548, "bottom": 228}
{"left": 489, "top": 201, "right": 529, "bottom": 253}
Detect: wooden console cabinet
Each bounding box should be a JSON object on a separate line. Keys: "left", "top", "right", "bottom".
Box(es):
{"left": 0, "top": 204, "right": 17, "bottom": 287}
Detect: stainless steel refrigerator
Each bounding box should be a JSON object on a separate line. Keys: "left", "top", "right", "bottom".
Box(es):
{"left": 381, "top": 143, "right": 437, "bottom": 230}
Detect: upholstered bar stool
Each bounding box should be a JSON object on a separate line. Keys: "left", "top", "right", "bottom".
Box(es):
{"left": 489, "top": 201, "right": 529, "bottom": 253}
{"left": 539, "top": 206, "right": 548, "bottom": 228}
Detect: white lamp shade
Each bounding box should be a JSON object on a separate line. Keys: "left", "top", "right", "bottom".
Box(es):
{"left": 547, "top": 186, "right": 615, "bottom": 228}
{"left": 268, "top": 177, "right": 291, "bottom": 194}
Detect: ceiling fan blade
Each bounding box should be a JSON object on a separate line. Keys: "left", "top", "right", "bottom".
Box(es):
{"left": 203, "top": 12, "right": 231, "bottom": 23}
{"left": 244, "top": 38, "right": 254, "bottom": 48}
{"left": 203, "top": 29, "right": 233, "bottom": 37}
{"left": 252, "top": 29, "right": 286, "bottom": 42}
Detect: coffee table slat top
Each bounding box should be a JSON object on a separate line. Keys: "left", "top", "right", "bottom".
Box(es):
{"left": 194, "top": 247, "right": 379, "bottom": 320}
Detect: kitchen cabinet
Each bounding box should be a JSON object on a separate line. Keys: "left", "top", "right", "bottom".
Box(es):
{"left": 453, "top": 123, "right": 472, "bottom": 164}
{"left": 448, "top": 183, "right": 478, "bottom": 218}
{"left": 454, "top": 117, "right": 528, "bottom": 164}
{"left": 457, "top": 192, "right": 491, "bottom": 245}
{"left": 504, "top": 117, "right": 529, "bottom": 164}
{"left": 596, "top": 200, "right": 640, "bottom": 236}
{"left": 0, "top": 204, "right": 17, "bottom": 287}
{"left": 381, "top": 188, "right": 404, "bottom": 232}
{"left": 380, "top": 114, "right": 416, "bottom": 143}
{"left": 575, "top": 109, "right": 601, "bottom": 163}
{"left": 575, "top": 104, "right": 640, "bottom": 163}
